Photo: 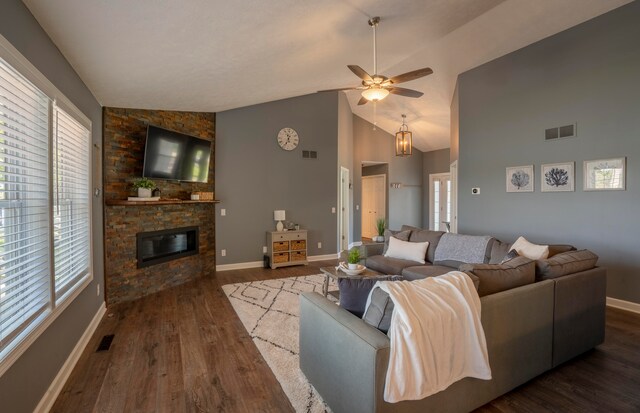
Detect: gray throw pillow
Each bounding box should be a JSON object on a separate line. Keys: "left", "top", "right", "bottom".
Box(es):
{"left": 338, "top": 275, "right": 402, "bottom": 318}
{"left": 362, "top": 287, "right": 395, "bottom": 334}
{"left": 500, "top": 249, "right": 519, "bottom": 264}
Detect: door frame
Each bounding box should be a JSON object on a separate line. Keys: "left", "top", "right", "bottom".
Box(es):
{"left": 450, "top": 160, "right": 458, "bottom": 233}
{"left": 361, "top": 173, "right": 387, "bottom": 239}
{"left": 339, "top": 167, "right": 350, "bottom": 252}
{"left": 429, "top": 172, "right": 450, "bottom": 231}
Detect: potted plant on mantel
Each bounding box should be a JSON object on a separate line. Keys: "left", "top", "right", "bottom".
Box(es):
{"left": 374, "top": 218, "right": 386, "bottom": 242}
{"left": 132, "top": 177, "right": 156, "bottom": 198}
{"left": 347, "top": 247, "right": 361, "bottom": 270}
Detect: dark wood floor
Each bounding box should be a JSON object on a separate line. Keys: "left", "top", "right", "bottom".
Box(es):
{"left": 52, "top": 261, "right": 640, "bottom": 412}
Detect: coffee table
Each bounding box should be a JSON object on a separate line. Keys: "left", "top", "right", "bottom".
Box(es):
{"left": 319, "top": 266, "right": 385, "bottom": 298}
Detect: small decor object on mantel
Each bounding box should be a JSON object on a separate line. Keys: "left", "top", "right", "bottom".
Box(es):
{"left": 541, "top": 162, "right": 574, "bottom": 192}
{"left": 374, "top": 218, "right": 386, "bottom": 242}
{"left": 132, "top": 177, "right": 156, "bottom": 198}
{"left": 583, "top": 157, "right": 626, "bottom": 191}
{"left": 506, "top": 165, "right": 534, "bottom": 192}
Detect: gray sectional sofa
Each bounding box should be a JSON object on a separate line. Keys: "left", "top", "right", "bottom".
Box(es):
{"left": 299, "top": 226, "right": 606, "bottom": 413}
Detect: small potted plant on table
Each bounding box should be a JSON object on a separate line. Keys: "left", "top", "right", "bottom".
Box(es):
{"left": 347, "top": 247, "right": 361, "bottom": 270}
{"left": 374, "top": 218, "right": 386, "bottom": 242}
{"left": 132, "top": 177, "right": 156, "bottom": 198}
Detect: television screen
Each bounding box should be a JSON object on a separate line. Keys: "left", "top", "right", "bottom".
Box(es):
{"left": 142, "top": 125, "right": 211, "bottom": 183}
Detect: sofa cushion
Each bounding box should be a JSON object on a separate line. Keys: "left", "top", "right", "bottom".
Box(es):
{"left": 408, "top": 229, "right": 445, "bottom": 263}
{"left": 382, "top": 229, "right": 412, "bottom": 254}
{"left": 459, "top": 256, "right": 535, "bottom": 297}
{"left": 363, "top": 286, "right": 395, "bottom": 334}
{"left": 401, "top": 265, "right": 456, "bottom": 281}
{"left": 365, "top": 255, "right": 419, "bottom": 275}
{"left": 384, "top": 237, "right": 429, "bottom": 264}
{"left": 511, "top": 236, "right": 549, "bottom": 260}
{"left": 337, "top": 275, "right": 403, "bottom": 318}
{"left": 535, "top": 250, "right": 598, "bottom": 281}
{"left": 548, "top": 244, "right": 577, "bottom": 257}
{"left": 433, "top": 233, "right": 494, "bottom": 267}
{"left": 489, "top": 239, "right": 512, "bottom": 264}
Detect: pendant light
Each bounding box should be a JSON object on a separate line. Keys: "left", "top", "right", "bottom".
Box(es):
{"left": 395, "top": 114, "right": 412, "bottom": 157}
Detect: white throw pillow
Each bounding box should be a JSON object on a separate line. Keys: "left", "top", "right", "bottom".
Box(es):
{"left": 511, "top": 236, "right": 549, "bottom": 260}
{"left": 383, "top": 236, "right": 429, "bottom": 264}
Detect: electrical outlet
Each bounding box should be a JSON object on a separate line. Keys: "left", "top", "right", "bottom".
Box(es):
{"left": 263, "top": 246, "right": 267, "bottom": 254}
{"left": 356, "top": 205, "right": 359, "bottom": 210}
{"left": 472, "top": 187, "right": 481, "bottom": 195}
{"left": 96, "top": 283, "right": 100, "bottom": 297}
{"left": 331, "top": 207, "right": 336, "bottom": 213}
{"left": 221, "top": 249, "right": 227, "bottom": 257}
{"left": 221, "top": 208, "right": 226, "bottom": 216}
{"left": 317, "top": 242, "right": 322, "bottom": 249}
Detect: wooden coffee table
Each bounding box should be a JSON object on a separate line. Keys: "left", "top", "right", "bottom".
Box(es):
{"left": 319, "top": 266, "right": 385, "bottom": 298}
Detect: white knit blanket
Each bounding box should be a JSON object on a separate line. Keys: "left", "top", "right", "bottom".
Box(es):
{"left": 374, "top": 271, "right": 492, "bottom": 403}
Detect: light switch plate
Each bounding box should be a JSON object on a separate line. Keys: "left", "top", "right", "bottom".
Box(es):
{"left": 221, "top": 208, "right": 226, "bottom": 216}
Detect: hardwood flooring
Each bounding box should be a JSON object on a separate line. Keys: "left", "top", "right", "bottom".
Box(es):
{"left": 52, "top": 261, "right": 640, "bottom": 412}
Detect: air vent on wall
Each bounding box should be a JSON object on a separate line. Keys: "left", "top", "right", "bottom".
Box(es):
{"left": 545, "top": 123, "right": 576, "bottom": 141}
{"left": 302, "top": 150, "right": 318, "bottom": 159}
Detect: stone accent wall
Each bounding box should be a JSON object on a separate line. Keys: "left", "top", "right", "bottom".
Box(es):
{"left": 103, "top": 107, "right": 215, "bottom": 304}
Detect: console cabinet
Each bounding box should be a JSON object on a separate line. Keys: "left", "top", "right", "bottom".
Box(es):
{"left": 267, "top": 230, "right": 308, "bottom": 269}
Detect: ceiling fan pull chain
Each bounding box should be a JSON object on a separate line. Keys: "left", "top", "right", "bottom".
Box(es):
{"left": 373, "top": 101, "right": 377, "bottom": 130}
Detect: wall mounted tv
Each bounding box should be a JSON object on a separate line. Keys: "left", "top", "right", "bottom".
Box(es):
{"left": 142, "top": 125, "right": 211, "bottom": 183}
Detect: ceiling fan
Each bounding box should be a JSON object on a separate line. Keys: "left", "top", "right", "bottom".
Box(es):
{"left": 319, "top": 16, "right": 433, "bottom": 105}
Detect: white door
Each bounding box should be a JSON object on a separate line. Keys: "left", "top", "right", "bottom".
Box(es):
{"left": 429, "top": 173, "right": 451, "bottom": 232}
{"left": 339, "top": 167, "right": 350, "bottom": 251}
{"left": 362, "top": 174, "right": 386, "bottom": 239}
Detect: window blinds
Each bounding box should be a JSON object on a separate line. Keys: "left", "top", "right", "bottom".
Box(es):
{"left": 0, "top": 57, "right": 51, "bottom": 349}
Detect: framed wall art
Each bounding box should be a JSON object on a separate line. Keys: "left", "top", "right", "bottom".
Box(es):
{"left": 583, "top": 157, "right": 626, "bottom": 191}
{"left": 541, "top": 162, "right": 574, "bottom": 192}
{"left": 506, "top": 165, "right": 534, "bottom": 192}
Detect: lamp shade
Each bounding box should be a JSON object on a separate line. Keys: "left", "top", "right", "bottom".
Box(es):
{"left": 361, "top": 86, "right": 389, "bottom": 102}
{"left": 274, "top": 210, "right": 286, "bottom": 221}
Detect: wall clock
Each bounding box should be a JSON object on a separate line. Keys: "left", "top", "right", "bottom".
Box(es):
{"left": 277, "top": 127, "right": 299, "bottom": 151}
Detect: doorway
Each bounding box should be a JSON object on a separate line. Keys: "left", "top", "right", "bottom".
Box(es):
{"left": 429, "top": 173, "right": 451, "bottom": 232}
{"left": 339, "top": 167, "right": 350, "bottom": 251}
{"left": 361, "top": 174, "right": 386, "bottom": 239}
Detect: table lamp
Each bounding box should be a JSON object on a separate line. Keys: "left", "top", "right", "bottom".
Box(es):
{"left": 274, "top": 210, "right": 286, "bottom": 232}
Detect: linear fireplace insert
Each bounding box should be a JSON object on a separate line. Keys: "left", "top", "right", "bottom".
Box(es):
{"left": 136, "top": 226, "right": 199, "bottom": 268}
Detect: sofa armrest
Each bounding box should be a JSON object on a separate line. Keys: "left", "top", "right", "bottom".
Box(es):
{"left": 361, "top": 243, "right": 384, "bottom": 258}
{"left": 299, "top": 292, "right": 389, "bottom": 413}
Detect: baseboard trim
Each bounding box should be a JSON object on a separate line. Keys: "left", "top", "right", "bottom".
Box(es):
{"left": 34, "top": 302, "right": 107, "bottom": 413}
{"left": 607, "top": 297, "right": 640, "bottom": 314}
{"left": 216, "top": 254, "right": 339, "bottom": 272}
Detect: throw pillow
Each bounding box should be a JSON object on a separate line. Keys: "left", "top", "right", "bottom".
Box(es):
{"left": 500, "top": 249, "right": 519, "bottom": 264}
{"left": 383, "top": 229, "right": 411, "bottom": 254}
{"left": 535, "top": 249, "right": 598, "bottom": 280}
{"left": 338, "top": 275, "right": 402, "bottom": 318}
{"left": 362, "top": 287, "right": 395, "bottom": 334}
{"left": 511, "top": 236, "right": 549, "bottom": 260}
{"left": 384, "top": 236, "right": 429, "bottom": 264}
{"left": 459, "top": 256, "right": 535, "bottom": 297}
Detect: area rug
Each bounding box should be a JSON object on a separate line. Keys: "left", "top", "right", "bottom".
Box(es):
{"left": 222, "top": 274, "right": 336, "bottom": 413}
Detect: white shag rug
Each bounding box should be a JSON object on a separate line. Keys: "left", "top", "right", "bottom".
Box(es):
{"left": 222, "top": 274, "right": 336, "bottom": 413}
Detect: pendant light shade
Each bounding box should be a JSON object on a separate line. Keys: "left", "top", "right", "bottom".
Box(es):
{"left": 395, "top": 114, "right": 412, "bottom": 157}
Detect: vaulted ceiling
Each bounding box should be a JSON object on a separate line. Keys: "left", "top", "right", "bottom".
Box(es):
{"left": 23, "top": 0, "right": 631, "bottom": 151}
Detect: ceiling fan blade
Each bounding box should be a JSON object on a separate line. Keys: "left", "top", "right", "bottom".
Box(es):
{"left": 318, "top": 87, "right": 359, "bottom": 92}
{"left": 387, "top": 67, "right": 433, "bottom": 85}
{"left": 388, "top": 87, "right": 424, "bottom": 98}
{"left": 357, "top": 96, "right": 369, "bottom": 105}
{"left": 348, "top": 65, "right": 373, "bottom": 82}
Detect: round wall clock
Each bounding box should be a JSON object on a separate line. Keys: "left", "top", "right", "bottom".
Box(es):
{"left": 277, "top": 127, "right": 299, "bottom": 151}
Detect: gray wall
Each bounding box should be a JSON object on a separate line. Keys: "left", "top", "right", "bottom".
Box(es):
{"left": 337, "top": 92, "right": 354, "bottom": 245}
{"left": 450, "top": 84, "right": 459, "bottom": 163}
{"left": 0, "top": 1, "right": 104, "bottom": 412}
{"left": 422, "top": 149, "right": 451, "bottom": 228}
{"left": 216, "top": 92, "right": 339, "bottom": 264}
{"left": 457, "top": 1, "right": 640, "bottom": 304}
{"left": 353, "top": 115, "right": 423, "bottom": 236}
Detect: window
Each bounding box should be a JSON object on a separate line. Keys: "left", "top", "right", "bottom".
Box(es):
{"left": 0, "top": 40, "right": 92, "bottom": 369}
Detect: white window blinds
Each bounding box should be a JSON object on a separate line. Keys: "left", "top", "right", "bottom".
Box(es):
{"left": 53, "top": 105, "right": 90, "bottom": 299}
{"left": 0, "top": 57, "right": 51, "bottom": 349}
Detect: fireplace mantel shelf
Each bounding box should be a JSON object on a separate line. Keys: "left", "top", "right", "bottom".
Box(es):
{"left": 105, "top": 199, "right": 220, "bottom": 206}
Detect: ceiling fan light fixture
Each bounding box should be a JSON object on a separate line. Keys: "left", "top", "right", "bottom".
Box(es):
{"left": 361, "top": 86, "right": 389, "bottom": 102}
{"left": 395, "top": 114, "right": 412, "bottom": 157}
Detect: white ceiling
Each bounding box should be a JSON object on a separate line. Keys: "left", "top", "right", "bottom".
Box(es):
{"left": 23, "top": 0, "right": 631, "bottom": 152}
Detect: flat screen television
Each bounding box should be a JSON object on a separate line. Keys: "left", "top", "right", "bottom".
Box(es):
{"left": 142, "top": 125, "right": 211, "bottom": 183}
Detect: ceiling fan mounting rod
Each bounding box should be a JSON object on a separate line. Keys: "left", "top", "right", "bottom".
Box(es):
{"left": 369, "top": 16, "right": 380, "bottom": 77}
